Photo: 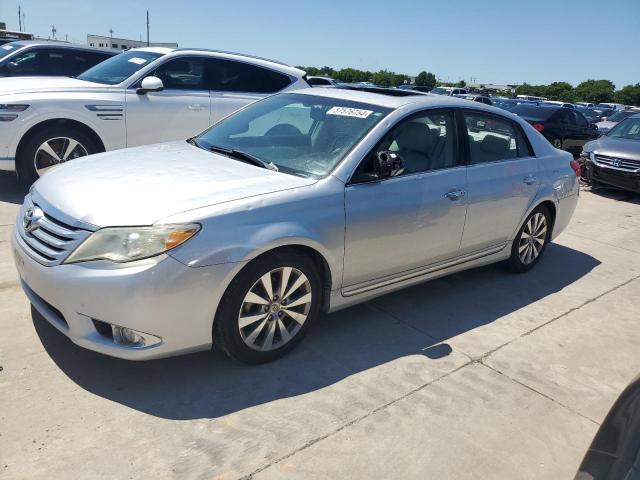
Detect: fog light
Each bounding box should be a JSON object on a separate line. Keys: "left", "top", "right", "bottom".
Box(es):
{"left": 111, "top": 325, "right": 161, "bottom": 348}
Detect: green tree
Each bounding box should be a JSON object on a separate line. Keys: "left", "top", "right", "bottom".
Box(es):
{"left": 545, "top": 82, "right": 574, "bottom": 102}
{"left": 456, "top": 80, "right": 466, "bottom": 88}
{"left": 415, "top": 71, "right": 436, "bottom": 89}
{"left": 574, "top": 80, "right": 615, "bottom": 103}
{"left": 614, "top": 84, "right": 640, "bottom": 106}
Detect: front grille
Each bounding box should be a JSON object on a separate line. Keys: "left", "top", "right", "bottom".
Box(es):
{"left": 18, "top": 198, "right": 92, "bottom": 266}
{"left": 594, "top": 154, "right": 640, "bottom": 173}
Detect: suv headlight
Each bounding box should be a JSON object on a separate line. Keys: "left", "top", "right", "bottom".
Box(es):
{"left": 65, "top": 224, "right": 200, "bottom": 264}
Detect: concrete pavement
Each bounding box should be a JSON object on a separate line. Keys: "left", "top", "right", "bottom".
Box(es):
{"left": 1, "top": 171, "right": 639, "bottom": 480}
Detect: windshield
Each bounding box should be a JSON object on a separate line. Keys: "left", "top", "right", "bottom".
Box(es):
{"left": 607, "top": 110, "right": 634, "bottom": 122}
{"left": 0, "top": 43, "right": 22, "bottom": 61}
{"left": 430, "top": 87, "right": 450, "bottom": 95}
{"left": 195, "top": 93, "right": 391, "bottom": 178}
{"left": 607, "top": 117, "right": 640, "bottom": 140}
{"left": 76, "top": 50, "right": 164, "bottom": 85}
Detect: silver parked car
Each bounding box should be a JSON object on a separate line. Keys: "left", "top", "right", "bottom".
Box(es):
{"left": 582, "top": 114, "right": 640, "bottom": 193}
{"left": 12, "top": 89, "right": 580, "bottom": 364}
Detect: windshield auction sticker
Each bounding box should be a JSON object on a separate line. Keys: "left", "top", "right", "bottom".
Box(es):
{"left": 128, "top": 57, "right": 148, "bottom": 65}
{"left": 327, "top": 107, "right": 373, "bottom": 119}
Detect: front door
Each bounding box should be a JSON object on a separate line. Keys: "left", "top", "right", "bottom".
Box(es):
{"left": 459, "top": 111, "right": 540, "bottom": 254}
{"left": 125, "top": 56, "right": 211, "bottom": 147}
{"left": 343, "top": 110, "right": 468, "bottom": 289}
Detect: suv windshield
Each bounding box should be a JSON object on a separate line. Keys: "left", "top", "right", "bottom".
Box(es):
{"left": 77, "top": 50, "right": 164, "bottom": 85}
{"left": 0, "top": 42, "right": 22, "bottom": 61}
{"left": 607, "top": 117, "right": 640, "bottom": 140}
{"left": 195, "top": 93, "right": 391, "bottom": 178}
{"left": 430, "top": 87, "right": 451, "bottom": 95}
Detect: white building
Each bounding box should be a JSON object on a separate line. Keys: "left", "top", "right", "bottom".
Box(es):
{"left": 87, "top": 34, "right": 177, "bottom": 50}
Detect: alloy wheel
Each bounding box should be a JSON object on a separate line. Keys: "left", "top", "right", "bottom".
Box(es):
{"left": 518, "top": 213, "right": 547, "bottom": 265}
{"left": 238, "top": 267, "right": 312, "bottom": 351}
{"left": 34, "top": 137, "right": 88, "bottom": 176}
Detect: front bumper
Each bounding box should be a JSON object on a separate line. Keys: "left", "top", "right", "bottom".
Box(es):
{"left": 12, "top": 225, "right": 243, "bottom": 360}
{"left": 585, "top": 161, "right": 640, "bottom": 193}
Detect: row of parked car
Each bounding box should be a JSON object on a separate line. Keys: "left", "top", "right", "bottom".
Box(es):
{"left": 1, "top": 39, "right": 638, "bottom": 196}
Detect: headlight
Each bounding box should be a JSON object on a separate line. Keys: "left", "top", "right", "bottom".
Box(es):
{"left": 65, "top": 223, "right": 200, "bottom": 264}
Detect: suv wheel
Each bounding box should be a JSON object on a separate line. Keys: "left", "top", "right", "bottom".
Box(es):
{"left": 214, "top": 251, "right": 322, "bottom": 364}
{"left": 507, "top": 205, "right": 552, "bottom": 273}
{"left": 17, "top": 126, "right": 99, "bottom": 185}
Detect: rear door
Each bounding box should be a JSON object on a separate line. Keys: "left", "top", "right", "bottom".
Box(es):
{"left": 207, "top": 58, "right": 293, "bottom": 124}
{"left": 459, "top": 111, "right": 540, "bottom": 255}
{"left": 125, "top": 56, "right": 211, "bottom": 147}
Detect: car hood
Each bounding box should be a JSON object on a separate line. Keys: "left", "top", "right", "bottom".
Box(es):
{"left": 0, "top": 76, "right": 106, "bottom": 96}
{"left": 32, "top": 141, "right": 317, "bottom": 227}
{"left": 584, "top": 136, "right": 640, "bottom": 160}
{"left": 595, "top": 120, "right": 616, "bottom": 130}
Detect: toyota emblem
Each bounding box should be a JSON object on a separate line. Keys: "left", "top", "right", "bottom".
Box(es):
{"left": 23, "top": 206, "right": 43, "bottom": 233}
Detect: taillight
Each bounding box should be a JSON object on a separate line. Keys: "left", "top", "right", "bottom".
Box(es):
{"left": 570, "top": 159, "right": 581, "bottom": 177}
{"left": 533, "top": 123, "right": 545, "bottom": 132}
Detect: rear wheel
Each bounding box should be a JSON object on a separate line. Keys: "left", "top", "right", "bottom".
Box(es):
{"left": 214, "top": 251, "right": 322, "bottom": 364}
{"left": 17, "top": 126, "right": 99, "bottom": 185}
{"left": 507, "top": 205, "right": 552, "bottom": 273}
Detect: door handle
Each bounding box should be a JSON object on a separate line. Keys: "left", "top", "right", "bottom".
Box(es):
{"left": 444, "top": 189, "right": 466, "bottom": 201}
{"left": 523, "top": 175, "right": 538, "bottom": 185}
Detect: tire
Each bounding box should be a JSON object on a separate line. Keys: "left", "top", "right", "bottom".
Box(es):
{"left": 213, "top": 251, "right": 322, "bottom": 364}
{"left": 17, "top": 126, "right": 99, "bottom": 186}
{"left": 507, "top": 205, "right": 552, "bottom": 273}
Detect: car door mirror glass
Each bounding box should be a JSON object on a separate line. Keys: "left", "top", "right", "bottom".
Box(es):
{"left": 376, "top": 151, "right": 404, "bottom": 178}
{"left": 6, "top": 61, "right": 18, "bottom": 72}
{"left": 137, "top": 76, "right": 164, "bottom": 94}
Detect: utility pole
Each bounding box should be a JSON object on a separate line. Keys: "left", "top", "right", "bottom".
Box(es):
{"left": 146, "top": 10, "right": 150, "bottom": 47}
{"left": 109, "top": 28, "right": 114, "bottom": 46}
{"left": 51, "top": 25, "right": 57, "bottom": 40}
{"left": 18, "top": 5, "right": 22, "bottom": 32}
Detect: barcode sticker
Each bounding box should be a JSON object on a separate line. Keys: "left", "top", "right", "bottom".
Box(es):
{"left": 128, "top": 57, "right": 148, "bottom": 65}
{"left": 327, "top": 107, "right": 373, "bottom": 119}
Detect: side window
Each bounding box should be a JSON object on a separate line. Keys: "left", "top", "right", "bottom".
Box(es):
{"left": 8, "top": 50, "right": 47, "bottom": 75}
{"left": 152, "top": 57, "right": 204, "bottom": 90}
{"left": 205, "top": 58, "right": 291, "bottom": 93}
{"left": 464, "top": 112, "right": 526, "bottom": 164}
{"left": 573, "top": 111, "right": 588, "bottom": 127}
{"left": 359, "top": 111, "right": 457, "bottom": 177}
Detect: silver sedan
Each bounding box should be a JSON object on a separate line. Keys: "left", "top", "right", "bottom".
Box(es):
{"left": 12, "top": 88, "right": 580, "bottom": 363}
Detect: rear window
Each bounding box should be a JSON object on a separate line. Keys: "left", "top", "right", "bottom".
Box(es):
{"left": 510, "top": 105, "right": 557, "bottom": 121}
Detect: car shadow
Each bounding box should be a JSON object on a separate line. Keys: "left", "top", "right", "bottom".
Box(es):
{"left": 586, "top": 184, "right": 640, "bottom": 204}
{"left": 0, "top": 172, "right": 27, "bottom": 205}
{"left": 33, "top": 243, "right": 600, "bottom": 420}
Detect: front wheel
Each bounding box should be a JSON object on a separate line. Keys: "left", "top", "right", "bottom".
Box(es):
{"left": 507, "top": 205, "right": 552, "bottom": 273}
{"left": 214, "top": 251, "right": 322, "bottom": 364}
{"left": 17, "top": 126, "right": 99, "bottom": 185}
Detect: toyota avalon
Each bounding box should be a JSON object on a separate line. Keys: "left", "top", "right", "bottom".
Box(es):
{"left": 13, "top": 88, "right": 580, "bottom": 364}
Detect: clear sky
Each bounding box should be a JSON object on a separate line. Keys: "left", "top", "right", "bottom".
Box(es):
{"left": 1, "top": 0, "right": 638, "bottom": 87}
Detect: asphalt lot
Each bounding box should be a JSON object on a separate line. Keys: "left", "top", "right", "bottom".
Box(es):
{"left": 1, "top": 170, "right": 639, "bottom": 479}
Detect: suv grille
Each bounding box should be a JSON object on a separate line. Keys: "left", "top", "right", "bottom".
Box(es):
{"left": 594, "top": 154, "right": 640, "bottom": 173}
{"left": 18, "top": 198, "right": 92, "bottom": 266}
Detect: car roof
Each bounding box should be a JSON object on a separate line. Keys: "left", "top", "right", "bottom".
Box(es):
{"left": 2, "top": 40, "right": 118, "bottom": 53}
{"left": 168, "top": 47, "right": 305, "bottom": 76}
{"left": 291, "top": 87, "right": 502, "bottom": 111}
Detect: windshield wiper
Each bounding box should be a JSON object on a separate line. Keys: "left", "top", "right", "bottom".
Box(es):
{"left": 207, "top": 145, "right": 279, "bottom": 172}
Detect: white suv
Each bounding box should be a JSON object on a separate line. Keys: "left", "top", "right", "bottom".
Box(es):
{"left": 0, "top": 47, "right": 308, "bottom": 183}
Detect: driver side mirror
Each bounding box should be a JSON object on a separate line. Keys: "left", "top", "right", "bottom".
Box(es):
{"left": 375, "top": 151, "right": 404, "bottom": 179}
{"left": 136, "top": 76, "right": 164, "bottom": 95}
{"left": 5, "top": 62, "right": 18, "bottom": 73}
